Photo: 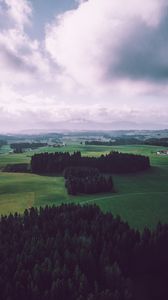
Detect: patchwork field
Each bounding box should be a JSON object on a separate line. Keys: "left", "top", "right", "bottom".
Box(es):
{"left": 0, "top": 144, "right": 168, "bottom": 230}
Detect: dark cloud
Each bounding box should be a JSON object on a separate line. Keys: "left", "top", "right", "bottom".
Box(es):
{"left": 107, "top": 11, "right": 168, "bottom": 82}
{"left": 0, "top": 45, "right": 38, "bottom": 73}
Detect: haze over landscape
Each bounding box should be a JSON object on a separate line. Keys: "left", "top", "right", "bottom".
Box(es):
{"left": 0, "top": 0, "right": 168, "bottom": 132}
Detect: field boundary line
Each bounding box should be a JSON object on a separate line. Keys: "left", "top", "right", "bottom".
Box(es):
{"left": 80, "top": 191, "right": 168, "bottom": 204}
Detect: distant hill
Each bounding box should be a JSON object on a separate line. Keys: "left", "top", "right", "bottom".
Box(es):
{"left": 8, "top": 119, "right": 168, "bottom": 134}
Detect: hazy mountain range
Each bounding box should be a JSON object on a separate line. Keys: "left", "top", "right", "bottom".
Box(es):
{"left": 2, "top": 119, "right": 166, "bottom": 135}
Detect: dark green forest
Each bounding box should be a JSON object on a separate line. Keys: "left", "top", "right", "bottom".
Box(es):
{"left": 31, "top": 151, "right": 150, "bottom": 174}
{"left": 10, "top": 143, "right": 48, "bottom": 153}
{"left": 85, "top": 137, "right": 168, "bottom": 147}
{"left": 0, "top": 205, "right": 168, "bottom": 300}
{"left": 85, "top": 138, "right": 142, "bottom": 146}
{"left": 64, "top": 167, "right": 114, "bottom": 195}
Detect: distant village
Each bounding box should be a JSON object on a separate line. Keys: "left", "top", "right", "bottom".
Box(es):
{"left": 157, "top": 150, "right": 168, "bottom": 155}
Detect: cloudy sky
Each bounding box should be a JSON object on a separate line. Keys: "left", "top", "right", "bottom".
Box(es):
{"left": 0, "top": 0, "right": 168, "bottom": 132}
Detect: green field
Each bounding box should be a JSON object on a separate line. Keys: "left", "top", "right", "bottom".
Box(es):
{"left": 0, "top": 144, "right": 168, "bottom": 230}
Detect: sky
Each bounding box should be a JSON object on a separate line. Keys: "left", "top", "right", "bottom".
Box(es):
{"left": 0, "top": 0, "right": 168, "bottom": 132}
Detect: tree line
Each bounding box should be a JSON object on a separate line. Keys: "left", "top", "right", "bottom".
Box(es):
{"left": 31, "top": 151, "right": 150, "bottom": 174}
{"left": 144, "top": 137, "right": 168, "bottom": 147}
{"left": 10, "top": 143, "right": 48, "bottom": 153}
{"left": 3, "top": 163, "right": 30, "bottom": 173}
{"left": 0, "top": 204, "right": 167, "bottom": 300}
{"left": 64, "top": 167, "right": 114, "bottom": 195}
{"left": 85, "top": 138, "right": 142, "bottom": 146}
{"left": 85, "top": 137, "right": 168, "bottom": 147}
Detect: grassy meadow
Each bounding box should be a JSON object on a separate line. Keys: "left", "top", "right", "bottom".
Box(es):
{"left": 0, "top": 143, "right": 168, "bottom": 230}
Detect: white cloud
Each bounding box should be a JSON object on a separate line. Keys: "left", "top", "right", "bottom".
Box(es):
{"left": 0, "top": 0, "right": 59, "bottom": 94}
{"left": 0, "top": 0, "right": 168, "bottom": 131}
{"left": 5, "top": 0, "right": 32, "bottom": 30}
{"left": 45, "top": 0, "right": 167, "bottom": 89}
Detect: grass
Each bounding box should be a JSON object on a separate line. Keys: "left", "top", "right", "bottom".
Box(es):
{"left": 0, "top": 144, "right": 168, "bottom": 230}
{"left": 0, "top": 144, "right": 167, "bottom": 166}
{"left": 0, "top": 173, "right": 68, "bottom": 214}
{"left": 88, "top": 193, "right": 168, "bottom": 230}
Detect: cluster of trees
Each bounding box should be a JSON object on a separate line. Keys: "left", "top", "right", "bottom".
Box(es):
{"left": 64, "top": 167, "right": 114, "bottom": 195}
{"left": 10, "top": 143, "right": 48, "bottom": 153}
{"left": 0, "top": 204, "right": 168, "bottom": 300}
{"left": 64, "top": 166, "right": 100, "bottom": 179}
{"left": 31, "top": 151, "right": 150, "bottom": 174}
